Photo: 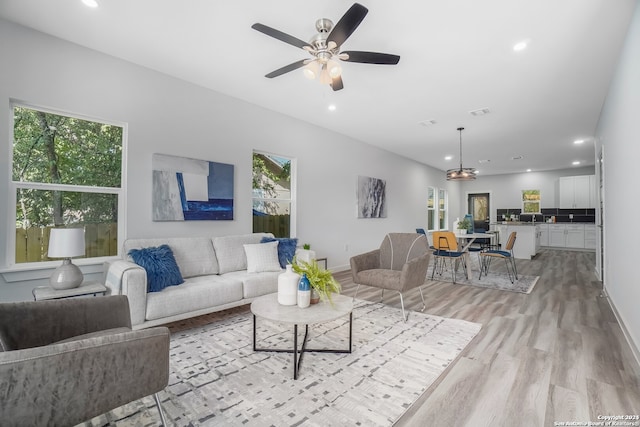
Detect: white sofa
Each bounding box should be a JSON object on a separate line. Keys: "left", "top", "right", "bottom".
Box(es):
{"left": 103, "top": 233, "right": 282, "bottom": 329}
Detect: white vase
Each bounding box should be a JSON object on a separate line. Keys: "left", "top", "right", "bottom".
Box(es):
{"left": 296, "top": 249, "right": 316, "bottom": 264}
{"left": 277, "top": 264, "right": 299, "bottom": 306}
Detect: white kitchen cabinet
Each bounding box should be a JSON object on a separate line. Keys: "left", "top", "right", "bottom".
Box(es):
{"left": 539, "top": 224, "right": 549, "bottom": 246}
{"left": 584, "top": 224, "right": 596, "bottom": 249}
{"left": 559, "top": 175, "right": 595, "bottom": 208}
{"left": 565, "top": 224, "right": 585, "bottom": 248}
{"left": 548, "top": 224, "right": 567, "bottom": 247}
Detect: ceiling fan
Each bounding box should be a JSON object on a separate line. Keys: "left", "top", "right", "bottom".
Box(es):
{"left": 251, "top": 3, "right": 400, "bottom": 91}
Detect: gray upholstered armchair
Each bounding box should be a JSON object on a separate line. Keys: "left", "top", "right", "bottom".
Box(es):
{"left": 0, "top": 295, "right": 170, "bottom": 426}
{"left": 350, "top": 233, "right": 431, "bottom": 321}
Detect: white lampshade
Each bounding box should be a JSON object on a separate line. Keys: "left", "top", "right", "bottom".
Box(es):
{"left": 48, "top": 228, "right": 85, "bottom": 290}
{"left": 48, "top": 228, "right": 85, "bottom": 258}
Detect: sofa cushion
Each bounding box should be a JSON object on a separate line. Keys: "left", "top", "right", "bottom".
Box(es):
{"left": 222, "top": 270, "right": 281, "bottom": 299}
{"left": 145, "top": 276, "right": 243, "bottom": 321}
{"left": 213, "top": 233, "right": 273, "bottom": 274}
{"left": 128, "top": 245, "right": 184, "bottom": 292}
{"left": 260, "top": 237, "right": 298, "bottom": 268}
{"left": 123, "top": 238, "right": 218, "bottom": 278}
{"left": 244, "top": 241, "right": 282, "bottom": 273}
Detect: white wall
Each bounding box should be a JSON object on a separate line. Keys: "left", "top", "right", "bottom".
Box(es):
{"left": 595, "top": 1, "right": 640, "bottom": 358}
{"left": 0, "top": 19, "right": 459, "bottom": 301}
{"left": 458, "top": 166, "right": 595, "bottom": 222}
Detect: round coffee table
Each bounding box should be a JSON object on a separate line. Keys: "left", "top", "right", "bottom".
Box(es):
{"left": 251, "top": 292, "right": 353, "bottom": 380}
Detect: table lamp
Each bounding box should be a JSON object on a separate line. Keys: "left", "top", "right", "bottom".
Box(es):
{"left": 48, "top": 227, "right": 86, "bottom": 289}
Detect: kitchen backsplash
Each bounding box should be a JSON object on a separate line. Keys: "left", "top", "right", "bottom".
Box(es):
{"left": 496, "top": 208, "right": 595, "bottom": 223}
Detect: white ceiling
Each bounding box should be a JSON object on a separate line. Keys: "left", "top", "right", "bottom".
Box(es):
{"left": 1, "top": 0, "right": 636, "bottom": 175}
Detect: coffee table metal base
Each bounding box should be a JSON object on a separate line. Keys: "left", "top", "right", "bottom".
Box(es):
{"left": 252, "top": 312, "right": 352, "bottom": 380}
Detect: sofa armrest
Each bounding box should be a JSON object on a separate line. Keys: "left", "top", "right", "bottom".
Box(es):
{"left": 0, "top": 327, "right": 170, "bottom": 426}
{"left": 104, "top": 259, "right": 148, "bottom": 327}
{"left": 0, "top": 296, "right": 131, "bottom": 350}
{"left": 400, "top": 252, "right": 431, "bottom": 291}
{"left": 350, "top": 249, "right": 380, "bottom": 282}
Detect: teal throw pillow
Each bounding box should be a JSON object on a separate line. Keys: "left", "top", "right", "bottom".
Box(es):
{"left": 128, "top": 244, "right": 184, "bottom": 293}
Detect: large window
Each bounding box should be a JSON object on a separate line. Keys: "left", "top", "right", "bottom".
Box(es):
{"left": 11, "top": 104, "right": 124, "bottom": 265}
{"left": 252, "top": 151, "right": 295, "bottom": 237}
{"left": 427, "top": 187, "right": 448, "bottom": 231}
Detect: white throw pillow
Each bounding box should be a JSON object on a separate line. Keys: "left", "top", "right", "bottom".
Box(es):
{"left": 243, "top": 241, "right": 282, "bottom": 273}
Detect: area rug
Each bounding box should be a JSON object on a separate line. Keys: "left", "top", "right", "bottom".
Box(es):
{"left": 427, "top": 262, "right": 539, "bottom": 294}
{"left": 83, "top": 300, "right": 481, "bottom": 427}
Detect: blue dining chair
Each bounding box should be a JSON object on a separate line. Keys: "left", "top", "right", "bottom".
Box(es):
{"left": 478, "top": 231, "right": 518, "bottom": 283}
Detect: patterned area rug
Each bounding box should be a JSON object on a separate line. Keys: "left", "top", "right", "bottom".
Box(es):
{"left": 83, "top": 300, "right": 481, "bottom": 427}
{"left": 427, "top": 260, "right": 539, "bottom": 294}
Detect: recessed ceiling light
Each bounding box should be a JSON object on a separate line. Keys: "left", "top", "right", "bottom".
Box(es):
{"left": 82, "top": 0, "right": 98, "bottom": 8}
{"left": 526, "top": 169, "right": 532, "bottom": 172}
{"left": 419, "top": 119, "right": 437, "bottom": 127}
{"left": 574, "top": 139, "right": 585, "bottom": 144}
{"left": 513, "top": 39, "right": 529, "bottom": 51}
{"left": 469, "top": 108, "right": 490, "bottom": 116}
{"left": 328, "top": 104, "right": 336, "bottom": 111}
{"left": 572, "top": 161, "right": 581, "bottom": 165}
{"left": 444, "top": 155, "right": 453, "bottom": 161}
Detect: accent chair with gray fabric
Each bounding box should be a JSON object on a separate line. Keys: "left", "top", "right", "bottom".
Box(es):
{"left": 0, "top": 295, "right": 170, "bottom": 426}
{"left": 350, "top": 232, "right": 431, "bottom": 321}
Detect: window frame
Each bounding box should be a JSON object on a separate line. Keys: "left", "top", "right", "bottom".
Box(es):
{"left": 6, "top": 101, "right": 127, "bottom": 270}
{"left": 251, "top": 150, "right": 296, "bottom": 238}
{"left": 427, "top": 186, "right": 448, "bottom": 232}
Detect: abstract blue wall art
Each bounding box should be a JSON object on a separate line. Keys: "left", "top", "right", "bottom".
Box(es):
{"left": 357, "top": 175, "right": 387, "bottom": 218}
{"left": 152, "top": 153, "right": 234, "bottom": 221}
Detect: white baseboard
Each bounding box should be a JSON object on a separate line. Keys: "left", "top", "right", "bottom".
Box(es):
{"left": 604, "top": 286, "right": 640, "bottom": 370}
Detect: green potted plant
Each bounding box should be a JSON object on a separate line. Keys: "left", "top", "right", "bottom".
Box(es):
{"left": 457, "top": 217, "right": 471, "bottom": 234}
{"left": 292, "top": 257, "right": 341, "bottom": 304}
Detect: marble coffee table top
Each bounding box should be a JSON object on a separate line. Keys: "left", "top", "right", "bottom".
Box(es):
{"left": 251, "top": 293, "right": 353, "bottom": 325}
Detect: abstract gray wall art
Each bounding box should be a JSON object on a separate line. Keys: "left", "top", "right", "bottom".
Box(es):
{"left": 152, "top": 153, "right": 234, "bottom": 221}
{"left": 357, "top": 175, "right": 387, "bottom": 218}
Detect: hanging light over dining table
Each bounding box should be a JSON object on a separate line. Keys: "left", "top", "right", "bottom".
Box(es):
{"left": 446, "top": 127, "right": 477, "bottom": 181}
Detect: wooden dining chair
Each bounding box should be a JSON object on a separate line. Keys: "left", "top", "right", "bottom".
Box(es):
{"left": 431, "top": 231, "right": 467, "bottom": 284}
{"left": 478, "top": 231, "right": 518, "bottom": 283}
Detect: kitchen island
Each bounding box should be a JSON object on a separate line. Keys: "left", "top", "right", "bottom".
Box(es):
{"left": 492, "top": 222, "right": 596, "bottom": 259}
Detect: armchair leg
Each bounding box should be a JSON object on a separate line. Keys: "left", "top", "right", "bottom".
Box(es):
{"left": 380, "top": 289, "right": 385, "bottom": 303}
{"left": 418, "top": 287, "right": 426, "bottom": 312}
{"left": 353, "top": 284, "right": 361, "bottom": 301}
{"left": 154, "top": 392, "right": 168, "bottom": 426}
{"left": 398, "top": 292, "right": 408, "bottom": 322}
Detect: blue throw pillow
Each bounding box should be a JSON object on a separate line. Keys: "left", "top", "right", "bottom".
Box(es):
{"left": 128, "top": 244, "right": 184, "bottom": 293}
{"left": 260, "top": 237, "right": 298, "bottom": 268}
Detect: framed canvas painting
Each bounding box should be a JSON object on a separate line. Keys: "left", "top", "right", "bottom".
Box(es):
{"left": 357, "top": 175, "right": 386, "bottom": 218}
{"left": 152, "top": 153, "right": 234, "bottom": 221}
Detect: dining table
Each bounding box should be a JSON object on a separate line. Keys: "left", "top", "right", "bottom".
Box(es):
{"left": 454, "top": 231, "right": 498, "bottom": 278}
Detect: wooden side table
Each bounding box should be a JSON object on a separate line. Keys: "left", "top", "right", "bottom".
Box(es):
{"left": 32, "top": 281, "right": 107, "bottom": 301}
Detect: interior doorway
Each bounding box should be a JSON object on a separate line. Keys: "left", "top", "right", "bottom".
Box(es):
{"left": 468, "top": 193, "right": 490, "bottom": 232}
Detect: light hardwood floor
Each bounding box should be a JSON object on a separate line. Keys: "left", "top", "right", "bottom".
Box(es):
{"left": 333, "top": 249, "right": 640, "bottom": 427}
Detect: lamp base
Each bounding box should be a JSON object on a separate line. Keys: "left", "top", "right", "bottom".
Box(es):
{"left": 50, "top": 259, "right": 84, "bottom": 289}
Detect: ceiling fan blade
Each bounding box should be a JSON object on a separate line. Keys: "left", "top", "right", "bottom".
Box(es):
{"left": 264, "top": 59, "right": 308, "bottom": 78}
{"left": 340, "top": 51, "right": 400, "bottom": 65}
{"left": 251, "top": 23, "right": 311, "bottom": 50}
{"left": 327, "top": 3, "right": 368, "bottom": 48}
{"left": 330, "top": 75, "right": 344, "bottom": 91}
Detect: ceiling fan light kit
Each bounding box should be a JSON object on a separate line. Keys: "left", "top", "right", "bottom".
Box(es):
{"left": 251, "top": 3, "right": 400, "bottom": 91}
{"left": 446, "top": 127, "right": 477, "bottom": 181}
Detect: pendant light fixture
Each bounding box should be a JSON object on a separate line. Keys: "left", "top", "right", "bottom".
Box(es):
{"left": 446, "top": 127, "right": 477, "bottom": 181}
